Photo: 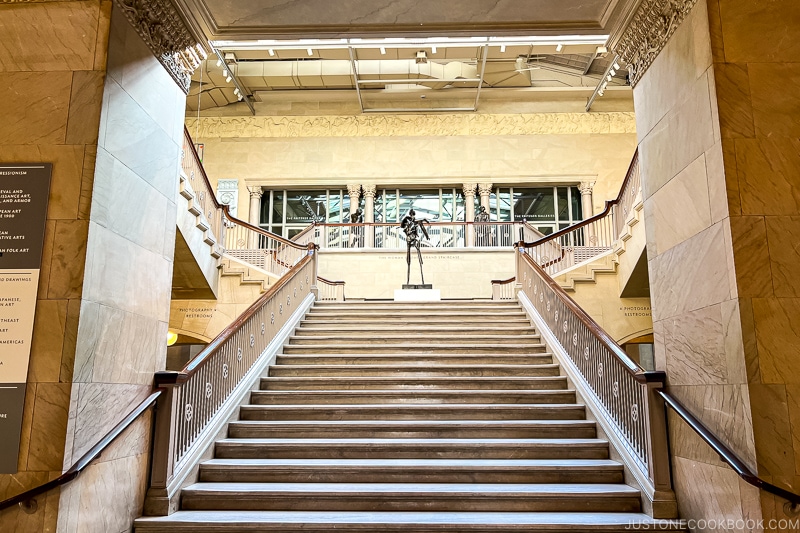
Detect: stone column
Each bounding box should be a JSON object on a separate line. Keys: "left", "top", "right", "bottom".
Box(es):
{"left": 478, "top": 183, "right": 493, "bottom": 212}
{"left": 346, "top": 184, "right": 361, "bottom": 248}
{"left": 463, "top": 183, "right": 477, "bottom": 247}
{"left": 247, "top": 186, "right": 263, "bottom": 226}
{"left": 578, "top": 181, "right": 595, "bottom": 218}
{"left": 362, "top": 184, "right": 376, "bottom": 248}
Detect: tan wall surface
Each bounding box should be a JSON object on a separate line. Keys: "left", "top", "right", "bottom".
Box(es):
{"left": 0, "top": 1, "right": 112, "bottom": 531}
{"left": 186, "top": 109, "right": 639, "bottom": 224}
{"left": 319, "top": 249, "right": 515, "bottom": 300}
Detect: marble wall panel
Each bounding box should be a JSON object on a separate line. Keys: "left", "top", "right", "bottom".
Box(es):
{"left": 718, "top": 0, "right": 800, "bottom": 63}
{"left": 721, "top": 298, "right": 748, "bottom": 385}
{"left": 713, "top": 63, "right": 755, "bottom": 139}
{"left": 60, "top": 299, "right": 82, "bottom": 383}
{"left": 660, "top": 304, "right": 727, "bottom": 386}
{"left": 748, "top": 384, "right": 795, "bottom": 478}
{"left": 637, "top": 70, "right": 717, "bottom": 200}
{"left": 734, "top": 137, "right": 800, "bottom": 217}
{"left": 752, "top": 297, "right": 800, "bottom": 386}
{"left": 79, "top": 146, "right": 98, "bottom": 220}
{"left": 27, "top": 299, "right": 68, "bottom": 383}
{"left": 765, "top": 217, "right": 800, "bottom": 298}
{"left": 705, "top": 141, "right": 729, "bottom": 224}
{"left": 0, "top": 0, "right": 100, "bottom": 72}
{"left": 46, "top": 219, "right": 89, "bottom": 300}
{"left": 632, "top": 0, "right": 713, "bottom": 140}
{"left": 748, "top": 63, "right": 800, "bottom": 139}
{"left": 721, "top": 139, "right": 741, "bottom": 217}
{"left": 728, "top": 216, "right": 773, "bottom": 299}
{"left": 643, "top": 154, "right": 712, "bottom": 257}
{"left": 66, "top": 70, "right": 106, "bottom": 145}
{"left": 98, "top": 77, "right": 182, "bottom": 201}
{"left": 90, "top": 147, "right": 173, "bottom": 256}
{"left": 647, "top": 222, "right": 733, "bottom": 321}
{"left": 26, "top": 383, "right": 71, "bottom": 471}
{"left": 81, "top": 222, "right": 173, "bottom": 322}
{"left": 0, "top": 72, "right": 72, "bottom": 145}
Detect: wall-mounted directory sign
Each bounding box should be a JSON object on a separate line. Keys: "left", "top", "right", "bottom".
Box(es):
{"left": 0, "top": 164, "right": 51, "bottom": 473}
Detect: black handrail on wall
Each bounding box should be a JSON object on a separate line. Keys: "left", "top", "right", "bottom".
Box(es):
{"left": 657, "top": 389, "right": 800, "bottom": 509}
{"left": 0, "top": 391, "right": 162, "bottom": 512}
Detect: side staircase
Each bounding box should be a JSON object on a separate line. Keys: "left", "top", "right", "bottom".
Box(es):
{"left": 136, "top": 300, "right": 681, "bottom": 532}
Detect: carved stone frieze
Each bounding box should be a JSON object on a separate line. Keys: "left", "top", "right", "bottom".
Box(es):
{"left": 614, "top": 0, "right": 700, "bottom": 87}
{"left": 112, "top": 0, "right": 204, "bottom": 94}
{"left": 185, "top": 112, "right": 636, "bottom": 139}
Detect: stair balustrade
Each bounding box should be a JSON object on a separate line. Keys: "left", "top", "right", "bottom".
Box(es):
{"left": 146, "top": 248, "right": 318, "bottom": 515}
{"left": 491, "top": 276, "right": 516, "bottom": 300}
{"left": 182, "top": 127, "right": 309, "bottom": 275}
{"left": 514, "top": 246, "right": 673, "bottom": 514}
{"left": 316, "top": 276, "right": 346, "bottom": 301}
{"left": 520, "top": 150, "right": 641, "bottom": 278}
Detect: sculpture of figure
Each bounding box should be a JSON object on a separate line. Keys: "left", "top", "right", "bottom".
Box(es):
{"left": 474, "top": 205, "right": 490, "bottom": 246}
{"left": 400, "top": 209, "right": 430, "bottom": 285}
{"left": 349, "top": 208, "right": 364, "bottom": 247}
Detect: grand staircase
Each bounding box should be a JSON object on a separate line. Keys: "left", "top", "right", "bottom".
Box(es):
{"left": 135, "top": 300, "right": 681, "bottom": 532}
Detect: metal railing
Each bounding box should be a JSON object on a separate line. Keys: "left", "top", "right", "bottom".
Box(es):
{"left": 491, "top": 277, "right": 516, "bottom": 300}
{"left": 515, "top": 247, "right": 672, "bottom": 497}
{"left": 317, "top": 276, "right": 346, "bottom": 301}
{"left": 520, "top": 150, "right": 641, "bottom": 278}
{"left": 148, "top": 250, "right": 317, "bottom": 497}
{"left": 314, "top": 221, "right": 527, "bottom": 249}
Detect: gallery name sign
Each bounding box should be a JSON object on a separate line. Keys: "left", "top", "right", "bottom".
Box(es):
{"left": 0, "top": 164, "right": 51, "bottom": 474}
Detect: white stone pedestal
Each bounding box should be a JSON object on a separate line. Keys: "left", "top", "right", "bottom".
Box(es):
{"left": 394, "top": 289, "right": 441, "bottom": 302}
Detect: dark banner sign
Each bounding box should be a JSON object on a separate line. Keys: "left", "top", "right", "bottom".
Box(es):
{"left": 0, "top": 163, "right": 52, "bottom": 473}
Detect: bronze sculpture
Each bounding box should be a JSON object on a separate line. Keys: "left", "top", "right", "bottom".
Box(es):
{"left": 400, "top": 209, "right": 430, "bottom": 285}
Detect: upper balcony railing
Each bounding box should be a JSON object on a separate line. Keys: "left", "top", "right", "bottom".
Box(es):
{"left": 519, "top": 150, "right": 641, "bottom": 278}
{"left": 181, "top": 128, "right": 309, "bottom": 276}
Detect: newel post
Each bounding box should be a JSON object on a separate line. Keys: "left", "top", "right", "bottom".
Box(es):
{"left": 644, "top": 378, "right": 676, "bottom": 518}
{"left": 308, "top": 244, "right": 320, "bottom": 299}
{"left": 145, "top": 383, "right": 180, "bottom": 515}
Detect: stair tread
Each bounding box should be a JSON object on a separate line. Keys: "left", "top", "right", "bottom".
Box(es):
{"left": 201, "top": 458, "right": 621, "bottom": 467}
{"left": 136, "top": 510, "right": 682, "bottom": 528}
{"left": 183, "top": 482, "right": 639, "bottom": 495}
{"left": 217, "top": 438, "right": 604, "bottom": 445}
{"left": 229, "top": 420, "right": 592, "bottom": 426}
{"left": 241, "top": 403, "right": 584, "bottom": 409}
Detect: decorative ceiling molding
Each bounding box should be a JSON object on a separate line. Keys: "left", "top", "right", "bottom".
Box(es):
{"left": 112, "top": 0, "right": 205, "bottom": 93}
{"left": 613, "top": 0, "right": 699, "bottom": 86}
{"left": 185, "top": 113, "right": 636, "bottom": 139}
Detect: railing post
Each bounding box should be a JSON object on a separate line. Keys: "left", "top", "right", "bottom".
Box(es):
{"left": 308, "top": 243, "right": 319, "bottom": 299}
{"left": 145, "top": 384, "right": 179, "bottom": 515}
{"left": 644, "top": 380, "right": 675, "bottom": 518}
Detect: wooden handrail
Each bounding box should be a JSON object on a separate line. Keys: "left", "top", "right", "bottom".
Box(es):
{"left": 154, "top": 251, "right": 314, "bottom": 384}
{"left": 317, "top": 276, "right": 345, "bottom": 286}
{"left": 517, "top": 246, "right": 664, "bottom": 384}
{"left": 491, "top": 276, "right": 516, "bottom": 285}
{"left": 519, "top": 148, "right": 638, "bottom": 249}
{"left": 183, "top": 126, "right": 223, "bottom": 211}
{"left": 0, "top": 390, "right": 162, "bottom": 512}
{"left": 658, "top": 389, "right": 800, "bottom": 507}
{"left": 223, "top": 205, "right": 306, "bottom": 250}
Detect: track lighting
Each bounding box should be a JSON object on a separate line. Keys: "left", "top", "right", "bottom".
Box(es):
{"left": 556, "top": 43, "right": 563, "bottom": 52}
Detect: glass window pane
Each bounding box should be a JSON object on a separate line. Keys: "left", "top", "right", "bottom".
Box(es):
{"left": 512, "top": 188, "right": 555, "bottom": 222}
{"left": 286, "top": 191, "right": 327, "bottom": 224}
{"left": 441, "top": 190, "right": 454, "bottom": 222}
{"left": 497, "top": 188, "right": 512, "bottom": 222}
{"left": 571, "top": 186, "right": 582, "bottom": 221}
{"left": 271, "top": 225, "right": 283, "bottom": 238}
{"left": 455, "top": 191, "right": 465, "bottom": 221}
{"left": 287, "top": 227, "right": 304, "bottom": 239}
{"left": 557, "top": 187, "right": 569, "bottom": 221}
{"left": 399, "top": 189, "right": 440, "bottom": 221}
{"left": 328, "top": 191, "right": 342, "bottom": 223}
{"left": 536, "top": 225, "right": 554, "bottom": 236}
{"left": 384, "top": 190, "right": 397, "bottom": 223}
{"left": 260, "top": 193, "right": 271, "bottom": 225}
{"left": 373, "top": 191, "right": 384, "bottom": 222}
{"left": 272, "top": 191, "right": 284, "bottom": 225}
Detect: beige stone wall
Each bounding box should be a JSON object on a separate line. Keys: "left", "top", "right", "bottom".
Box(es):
{"left": 186, "top": 110, "right": 639, "bottom": 223}
{"left": 319, "top": 249, "right": 515, "bottom": 300}
{"left": 633, "top": 0, "right": 800, "bottom": 527}
{"left": 0, "top": 1, "right": 112, "bottom": 530}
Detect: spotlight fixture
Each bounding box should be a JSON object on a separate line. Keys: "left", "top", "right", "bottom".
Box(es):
{"left": 268, "top": 48, "right": 275, "bottom": 56}
{"left": 216, "top": 59, "right": 222, "bottom": 67}
{"left": 609, "top": 68, "right": 616, "bottom": 76}
{"left": 380, "top": 46, "right": 386, "bottom": 55}
{"left": 415, "top": 50, "right": 428, "bottom": 64}
{"left": 613, "top": 60, "right": 620, "bottom": 70}
{"left": 556, "top": 43, "right": 563, "bottom": 52}
{"left": 431, "top": 46, "right": 437, "bottom": 54}
{"left": 307, "top": 48, "right": 313, "bottom": 56}
{"left": 225, "top": 74, "right": 232, "bottom": 83}
{"left": 607, "top": 74, "right": 613, "bottom": 82}
{"left": 500, "top": 44, "right": 506, "bottom": 52}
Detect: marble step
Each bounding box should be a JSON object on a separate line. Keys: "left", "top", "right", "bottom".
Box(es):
{"left": 259, "top": 376, "right": 568, "bottom": 391}
{"left": 213, "top": 438, "right": 608, "bottom": 460}
{"left": 198, "top": 458, "right": 622, "bottom": 484}
{"left": 135, "top": 510, "right": 686, "bottom": 532}
{"left": 299, "top": 317, "right": 534, "bottom": 327}
{"left": 302, "top": 311, "right": 528, "bottom": 321}
{"left": 179, "top": 482, "right": 640, "bottom": 513}
{"left": 274, "top": 354, "right": 553, "bottom": 366}
{"left": 313, "top": 302, "right": 521, "bottom": 309}
{"left": 281, "top": 344, "right": 548, "bottom": 355}
{"left": 287, "top": 334, "right": 542, "bottom": 345}
{"left": 239, "top": 403, "right": 586, "bottom": 421}
{"left": 227, "top": 420, "right": 597, "bottom": 440}
{"left": 248, "top": 390, "right": 576, "bottom": 405}
{"left": 268, "top": 364, "right": 561, "bottom": 378}
{"left": 293, "top": 325, "right": 538, "bottom": 335}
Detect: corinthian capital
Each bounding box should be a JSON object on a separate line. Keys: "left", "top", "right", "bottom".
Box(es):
{"left": 247, "top": 186, "right": 263, "bottom": 199}
{"left": 478, "top": 183, "right": 493, "bottom": 197}
{"left": 462, "top": 183, "right": 477, "bottom": 197}
{"left": 361, "top": 184, "right": 377, "bottom": 199}
{"left": 578, "top": 181, "right": 596, "bottom": 195}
